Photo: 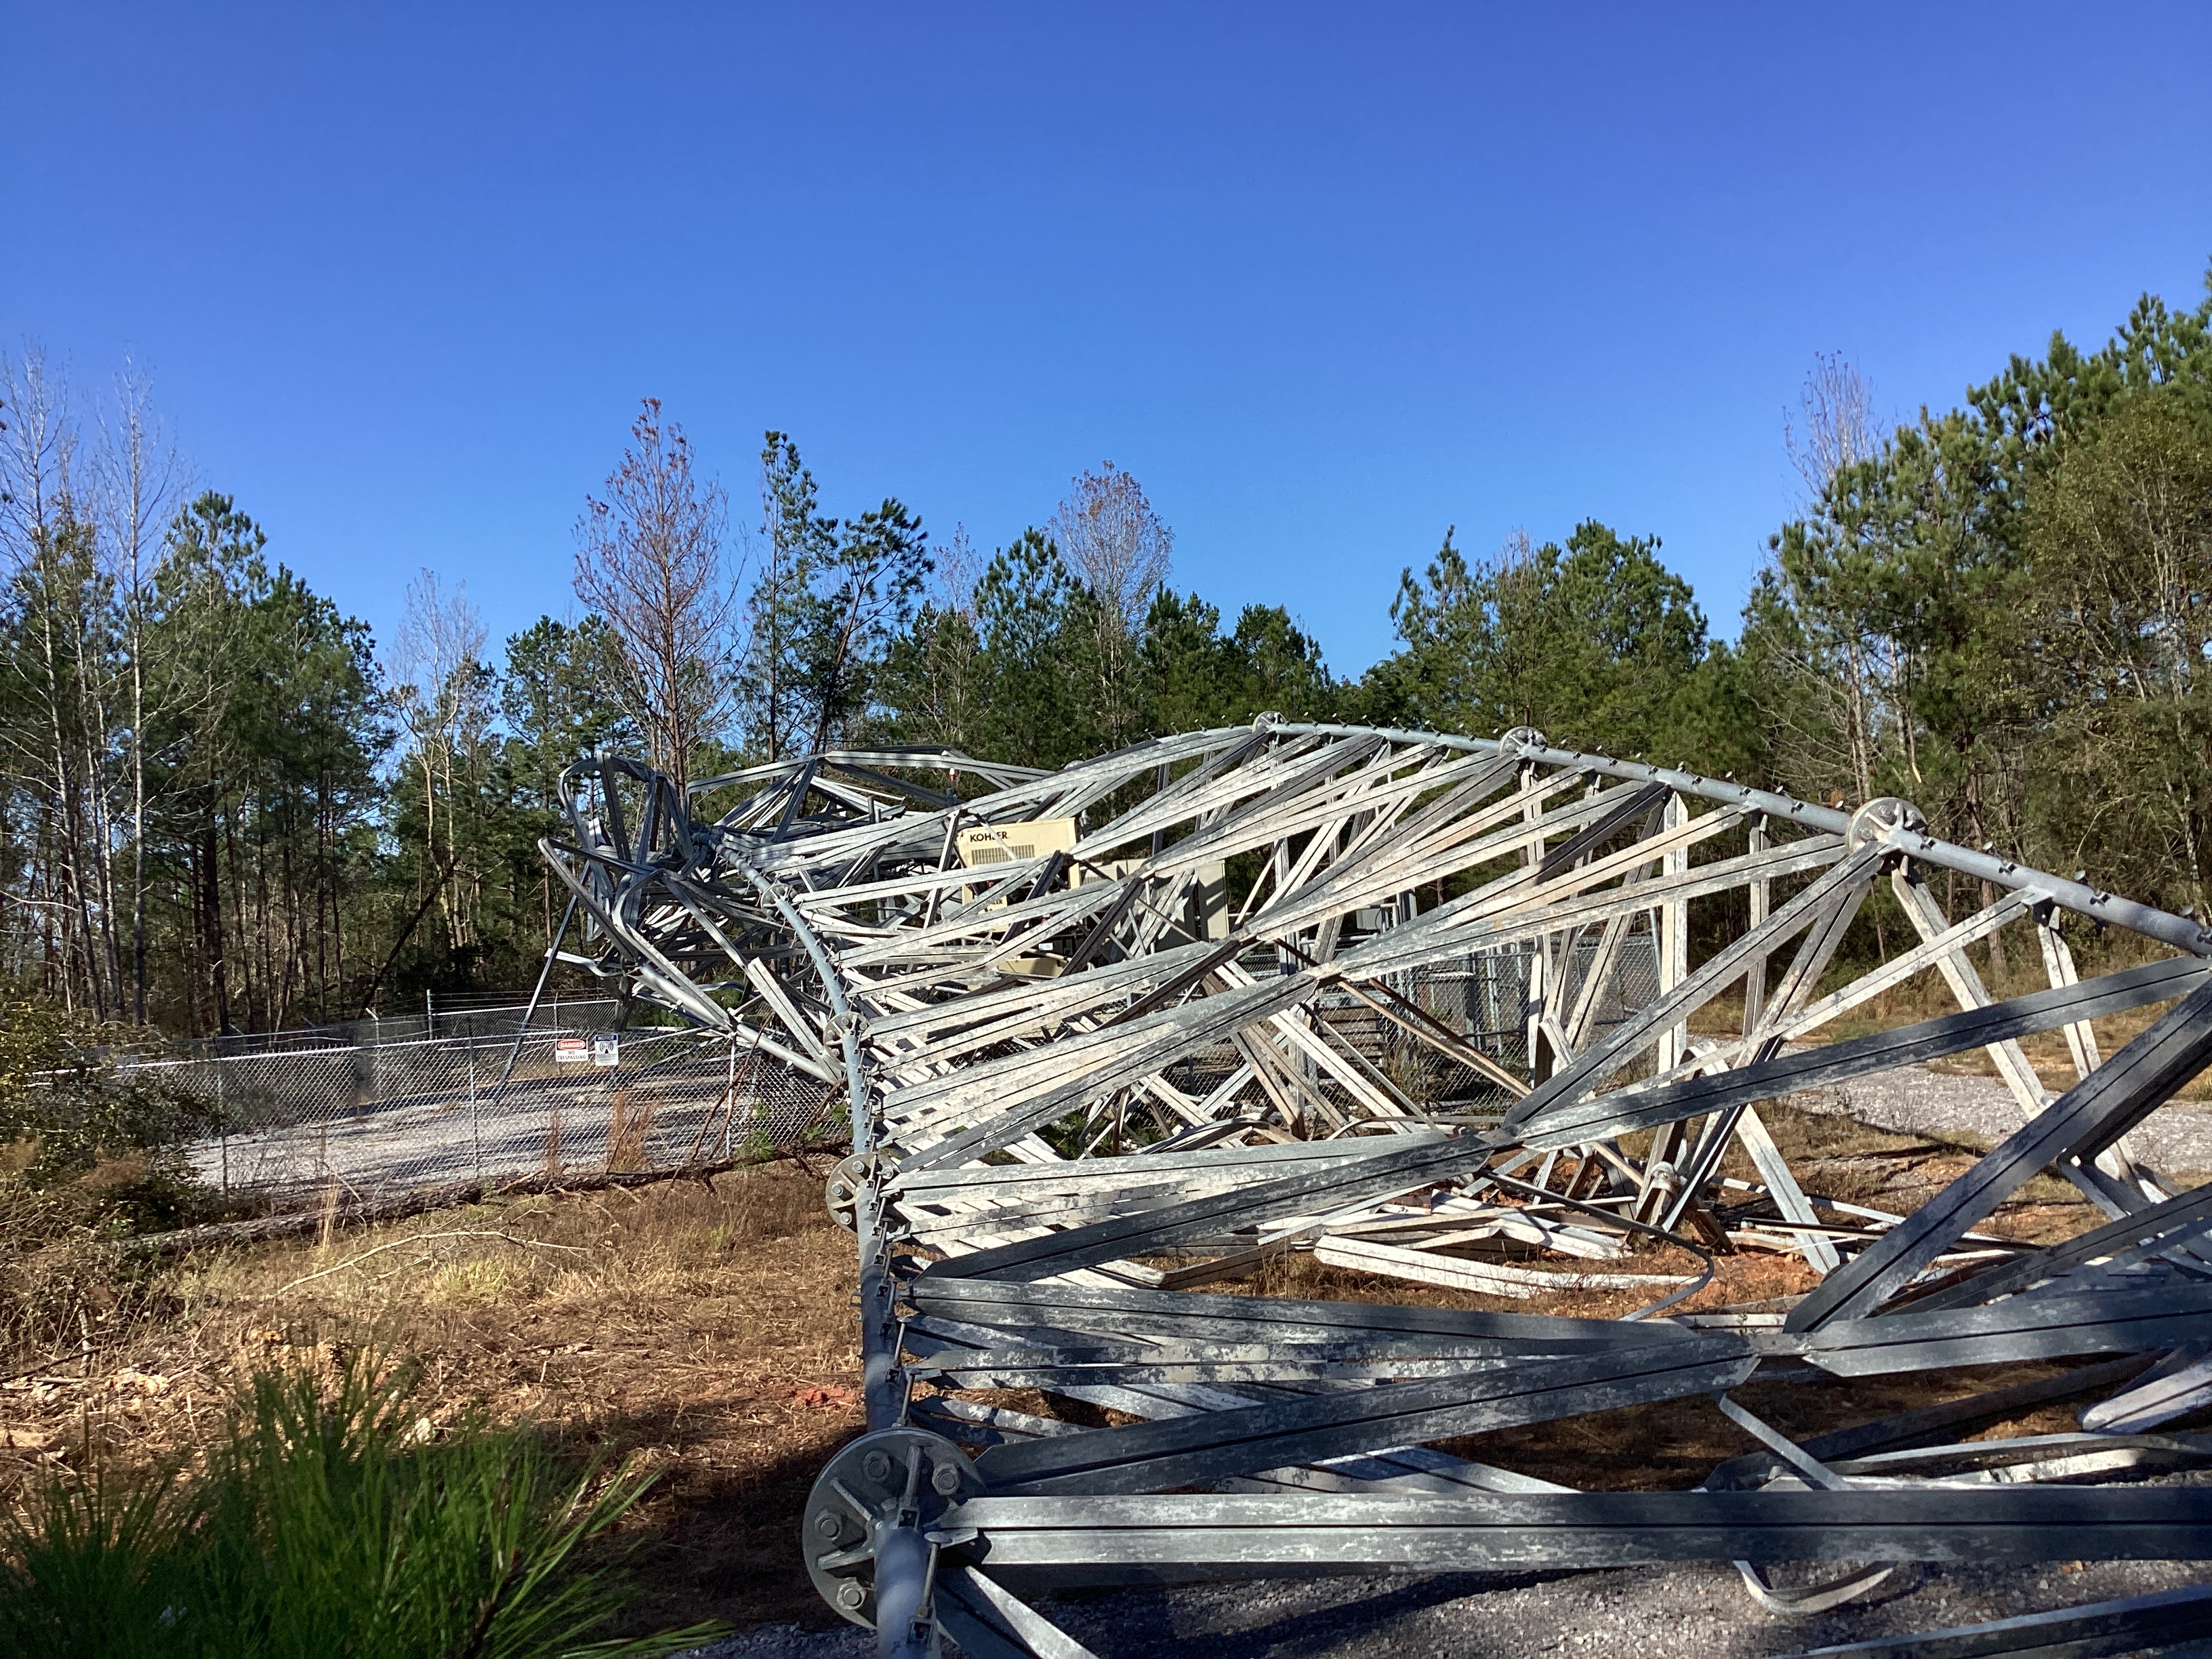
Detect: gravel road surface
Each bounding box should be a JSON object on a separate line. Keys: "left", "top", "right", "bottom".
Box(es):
{"left": 694, "top": 1555, "right": 2212, "bottom": 1659}
{"left": 1808, "top": 1060, "right": 2212, "bottom": 1176}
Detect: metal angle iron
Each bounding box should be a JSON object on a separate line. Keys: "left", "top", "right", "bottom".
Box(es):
{"left": 534, "top": 724, "right": 2212, "bottom": 1658}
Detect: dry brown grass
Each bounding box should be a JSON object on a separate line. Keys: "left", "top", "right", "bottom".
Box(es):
{"left": 0, "top": 1090, "right": 2179, "bottom": 1637}
{"left": 605, "top": 1089, "right": 655, "bottom": 1174}
{"left": 0, "top": 1162, "right": 863, "bottom": 1635}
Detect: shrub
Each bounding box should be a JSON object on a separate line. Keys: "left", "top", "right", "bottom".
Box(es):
{"left": 0, "top": 1002, "right": 215, "bottom": 1191}
{"left": 0, "top": 1002, "right": 222, "bottom": 1362}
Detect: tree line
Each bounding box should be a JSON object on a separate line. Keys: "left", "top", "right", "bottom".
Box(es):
{"left": 4, "top": 264, "right": 2208, "bottom": 1032}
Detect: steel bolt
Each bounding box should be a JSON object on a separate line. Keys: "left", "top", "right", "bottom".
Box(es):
{"left": 836, "top": 1581, "right": 866, "bottom": 1609}
{"left": 815, "top": 1512, "right": 841, "bottom": 1538}
{"left": 862, "top": 1451, "right": 893, "bottom": 1482}
{"left": 930, "top": 1462, "right": 962, "bottom": 1495}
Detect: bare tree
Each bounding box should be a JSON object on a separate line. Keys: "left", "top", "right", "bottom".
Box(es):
{"left": 0, "top": 345, "right": 110, "bottom": 1012}
{"left": 574, "top": 399, "right": 737, "bottom": 791}
{"left": 393, "top": 569, "right": 491, "bottom": 945}
{"left": 1778, "top": 352, "right": 1892, "bottom": 806}
{"left": 0, "top": 344, "right": 75, "bottom": 554}
{"left": 935, "top": 521, "right": 981, "bottom": 617}
{"left": 1784, "top": 350, "right": 1884, "bottom": 501}
{"left": 1050, "top": 463, "right": 1173, "bottom": 750}
{"left": 1050, "top": 462, "right": 1173, "bottom": 632}
{"left": 96, "top": 357, "right": 186, "bottom": 1021}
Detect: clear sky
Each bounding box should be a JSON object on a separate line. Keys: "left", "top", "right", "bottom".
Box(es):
{"left": 5, "top": 3, "right": 2209, "bottom": 678}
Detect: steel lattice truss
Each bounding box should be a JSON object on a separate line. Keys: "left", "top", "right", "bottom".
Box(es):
{"left": 537, "top": 722, "right": 2212, "bottom": 1658}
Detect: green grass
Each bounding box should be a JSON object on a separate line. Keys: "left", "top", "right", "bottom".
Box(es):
{"left": 0, "top": 1351, "right": 720, "bottom": 1659}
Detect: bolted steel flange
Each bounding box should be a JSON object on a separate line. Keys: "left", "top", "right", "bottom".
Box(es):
{"left": 802, "top": 1427, "right": 983, "bottom": 1631}
{"left": 1847, "top": 795, "right": 1927, "bottom": 851}
{"left": 1498, "top": 725, "right": 1550, "bottom": 760}
{"left": 825, "top": 1152, "right": 892, "bottom": 1232}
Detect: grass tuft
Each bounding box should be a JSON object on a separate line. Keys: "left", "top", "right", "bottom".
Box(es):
{"left": 0, "top": 1348, "right": 718, "bottom": 1658}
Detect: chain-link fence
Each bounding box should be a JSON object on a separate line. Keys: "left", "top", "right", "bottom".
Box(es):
{"left": 1355, "top": 933, "right": 1663, "bottom": 1107}
{"left": 89, "top": 930, "right": 1661, "bottom": 1209}
{"left": 1392, "top": 931, "right": 1662, "bottom": 1064}
{"left": 107, "top": 1003, "right": 841, "bottom": 1210}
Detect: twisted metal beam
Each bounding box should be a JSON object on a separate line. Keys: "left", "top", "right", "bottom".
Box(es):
{"left": 538, "top": 724, "right": 2212, "bottom": 1658}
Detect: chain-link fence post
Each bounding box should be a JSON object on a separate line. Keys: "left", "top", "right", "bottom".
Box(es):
{"left": 216, "top": 1052, "right": 229, "bottom": 1198}
{"left": 468, "top": 1033, "right": 482, "bottom": 1181}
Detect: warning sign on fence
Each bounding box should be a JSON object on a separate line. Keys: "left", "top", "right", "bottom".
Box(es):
{"left": 592, "top": 1036, "right": 621, "bottom": 1068}
{"left": 554, "top": 1037, "right": 590, "bottom": 1063}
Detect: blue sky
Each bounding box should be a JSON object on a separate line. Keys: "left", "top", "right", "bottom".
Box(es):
{"left": 5, "top": 3, "right": 2209, "bottom": 678}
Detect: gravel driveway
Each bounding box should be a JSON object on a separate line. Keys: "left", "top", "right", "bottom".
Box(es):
{"left": 1805, "top": 1059, "right": 2212, "bottom": 1177}
{"left": 693, "top": 1555, "right": 2212, "bottom": 1659}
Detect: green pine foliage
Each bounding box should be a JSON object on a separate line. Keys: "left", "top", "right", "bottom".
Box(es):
{"left": 5, "top": 262, "right": 2211, "bottom": 1027}
{"left": 874, "top": 533, "right": 1340, "bottom": 768}
{"left": 1741, "top": 266, "right": 2212, "bottom": 922}
{"left": 1357, "top": 521, "right": 1742, "bottom": 771}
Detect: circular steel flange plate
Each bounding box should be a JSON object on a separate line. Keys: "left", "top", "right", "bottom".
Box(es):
{"left": 801, "top": 1426, "right": 981, "bottom": 1628}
